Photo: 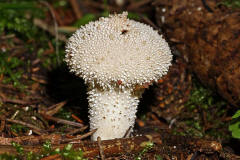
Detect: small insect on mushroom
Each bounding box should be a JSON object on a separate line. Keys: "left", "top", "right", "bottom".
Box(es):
{"left": 65, "top": 12, "right": 172, "bottom": 141}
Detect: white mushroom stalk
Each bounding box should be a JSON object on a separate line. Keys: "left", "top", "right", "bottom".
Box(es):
{"left": 65, "top": 12, "right": 172, "bottom": 141}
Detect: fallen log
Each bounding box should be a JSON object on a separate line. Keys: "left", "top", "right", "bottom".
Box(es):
{"left": 0, "top": 129, "right": 239, "bottom": 159}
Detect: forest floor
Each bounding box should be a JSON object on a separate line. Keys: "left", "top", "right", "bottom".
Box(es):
{"left": 0, "top": 0, "right": 239, "bottom": 159}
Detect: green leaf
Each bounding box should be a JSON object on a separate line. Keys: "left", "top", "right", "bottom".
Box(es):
{"left": 42, "top": 141, "right": 52, "bottom": 152}
{"left": 12, "top": 142, "right": 24, "bottom": 155}
{"left": 232, "top": 110, "right": 240, "bottom": 119}
{"left": 229, "top": 121, "right": 240, "bottom": 131}
{"left": 232, "top": 130, "right": 240, "bottom": 139}
{"left": 65, "top": 144, "right": 72, "bottom": 151}
{"left": 155, "top": 155, "right": 163, "bottom": 160}
{"left": 229, "top": 121, "right": 240, "bottom": 139}
{"left": 128, "top": 12, "right": 140, "bottom": 20}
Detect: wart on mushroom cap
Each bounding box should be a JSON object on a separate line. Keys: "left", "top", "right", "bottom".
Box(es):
{"left": 65, "top": 12, "right": 172, "bottom": 141}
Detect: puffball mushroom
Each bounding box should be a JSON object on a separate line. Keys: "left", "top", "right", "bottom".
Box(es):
{"left": 65, "top": 12, "right": 172, "bottom": 141}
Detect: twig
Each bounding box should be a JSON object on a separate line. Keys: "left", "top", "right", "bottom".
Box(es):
{"left": 82, "top": 1, "right": 118, "bottom": 12}
{"left": 6, "top": 119, "right": 45, "bottom": 135}
{"left": 41, "top": 114, "right": 84, "bottom": 128}
{"left": 140, "top": 14, "right": 159, "bottom": 31}
{"left": 0, "top": 120, "right": 5, "bottom": 133}
{"left": 62, "top": 129, "right": 97, "bottom": 143}
{"left": 97, "top": 137, "right": 105, "bottom": 160}
{"left": 68, "top": 0, "right": 82, "bottom": 19}
{"left": 0, "top": 34, "right": 15, "bottom": 39}
{"left": 0, "top": 93, "right": 39, "bottom": 105}
{"left": 0, "top": 83, "right": 17, "bottom": 89}
{"left": 190, "top": 151, "right": 199, "bottom": 160}
{"left": 40, "top": 154, "right": 61, "bottom": 160}
{"left": 220, "top": 150, "right": 240, "bottom": 160}
{"left": 123, "top": 126, "right": 132, "bottom": 138}
{"left": 10, "top": 110, "right": 19, "bottom": 119}
{"left": 30, "top": 74, "right": 48, "bottom": 84}
{"left": 71, "top": 114, "right": 84, "bottom": 124}
{"left": 39, "top": 1, "right": 60, "bottom": 65}
{"left": 127, "top": 0, "right": 152, "bottom": 10}
{"left": 0, "top": 134, "right": 62, "bottom": 145}
{"left": 201, "top": 0, "right": 213, "bottom": 12}
{"left": 58, "top": 26, "right": 77, "bottom": 33}
{"left": 44, "top": 101, "right": 67, "bottom": 116}
{"left": 1, "top": 98, "right": 32, "bottom": 105}
{"left": 67, "top": 126, "right": 88, "bottom": 135}
{"left": 33, "top": 18, "right": 67, "bottom": 42}
{"left": 30, "top": 75, "right": 47, "bottom": 84}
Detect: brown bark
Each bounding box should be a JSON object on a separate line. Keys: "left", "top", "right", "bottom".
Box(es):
{"left": 154, "top": 0, "right": 240, "bottom": 107}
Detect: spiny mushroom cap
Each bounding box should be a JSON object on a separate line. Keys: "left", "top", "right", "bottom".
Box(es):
{"left": 65, "top": 12, "right": 172, "bottom": 90}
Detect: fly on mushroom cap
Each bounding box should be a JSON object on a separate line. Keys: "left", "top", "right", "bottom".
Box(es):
{"left": 65, "top": 12, "right": 172, "bottom": 90}
{"left": 65, "top": 12, "right": 172, "bottom": 141}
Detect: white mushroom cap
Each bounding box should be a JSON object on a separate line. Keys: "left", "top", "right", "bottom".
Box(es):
{"left": 65, "top": 12, "right": 172, "bottom": 90}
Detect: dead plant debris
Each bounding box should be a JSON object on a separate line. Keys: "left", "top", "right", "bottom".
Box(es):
{"left": 0, "top": 0, "right": 239, "bottom": 159}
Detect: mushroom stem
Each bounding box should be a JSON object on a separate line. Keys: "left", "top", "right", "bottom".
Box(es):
{"left": 88, "top": 87, "right": 140, "bottom": 141}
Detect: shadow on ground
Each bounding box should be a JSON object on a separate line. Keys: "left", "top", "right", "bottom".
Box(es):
{"left": 46, "top": 64, "right": 89, "bottom": 123}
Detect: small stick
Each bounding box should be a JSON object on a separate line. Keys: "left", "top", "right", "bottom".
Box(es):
{"left": 39, "top": 0, "right": 60, "bottom": 65}
{"left": 40, "top": 154, "right": 61, "bottom": 160}
{"left": 44, "top": 101, "right": 67, "bottom": 116}
{"left": 97, "top": 137, "right": 105, "bottom": 160}
{"left": 10, "top": 110, "right": 19, "bottom": 119}
{"left": 68, "top": 0, "right": 82, "bottom": 19}
{"left": 73, "top": 129, "right": 97, "bottom": 140}
{"left": 0, "top": 93, "right": 38, "bottom": 105}
{"left": 2, "top": 98, "right": 36, "bottom": 105}
{"left": 30, "top": 74, "right": 48, "bottom": 84}
{"left": 58, "top": 26, "right": 77, "bottom": 33}
{"left": 0, "top": 134, "right": 62, "bottom": 145}
{"left": 6, "top": 119, "right": 45, "bottom": 135}
{"left": 82, "top": 1, "right": 117, "bottom": 11}
{"left": 123, "top": 126, "right": 132, "bottom": 138}
{"left": 41, "top": 114, "right": 84, "bottom": 128}
{"left": 0, "top": 34, "right": 15, "bottom": 39}
{"left": 62, "top": 129, "right": 97, "bottom": 143}
{"left": 140, "top": 15, "right": 159, "bottom": 31}
{"left": 0, "top": 83, "right": 17, "bottom": 89}
{"left": 71, "top": 114, "right": 84, "bottom": 124}
{"left": 33, "top": 18, "right": 67, "bottom": 42}
{"left": 127, "top": 0, "right": 152, "bottom": 10}
{"left": 201, "top": 0, "right": 213, "bottom": 12}
{"left": 67, "top": 126, "right": 88, "bottom": 135}
{"left": 0, "top": 120, "right": 5, "bottom": 132}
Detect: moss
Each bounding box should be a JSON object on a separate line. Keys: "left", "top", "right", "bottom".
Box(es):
{"left": 219, "top": 0, "right": 240, "bottom": 8}
{"left": 0, "top": 0, "right": 66, "bottom": 89}
{"left": 229, "top": 110, "right": 240, "bottom": 139}
{"left": 135, "top": 141, "right": 154, "bottom": 160}
{"left": 173, "top": 79, "right": 230, "bottom": 139}
{"left": 0, "top": 53, "right": 25, "bottom": 89}
{"left": 155, "top": 155, "right": 163, "bottom": 160}
{"left": 0, "top": 1, "right": 44, "bottom": 39}
{"left": 0, "top": 141, "right": 87, "bottom": 160}
{"left": 10, "top": 124, "right": 28, "bottom": 135}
